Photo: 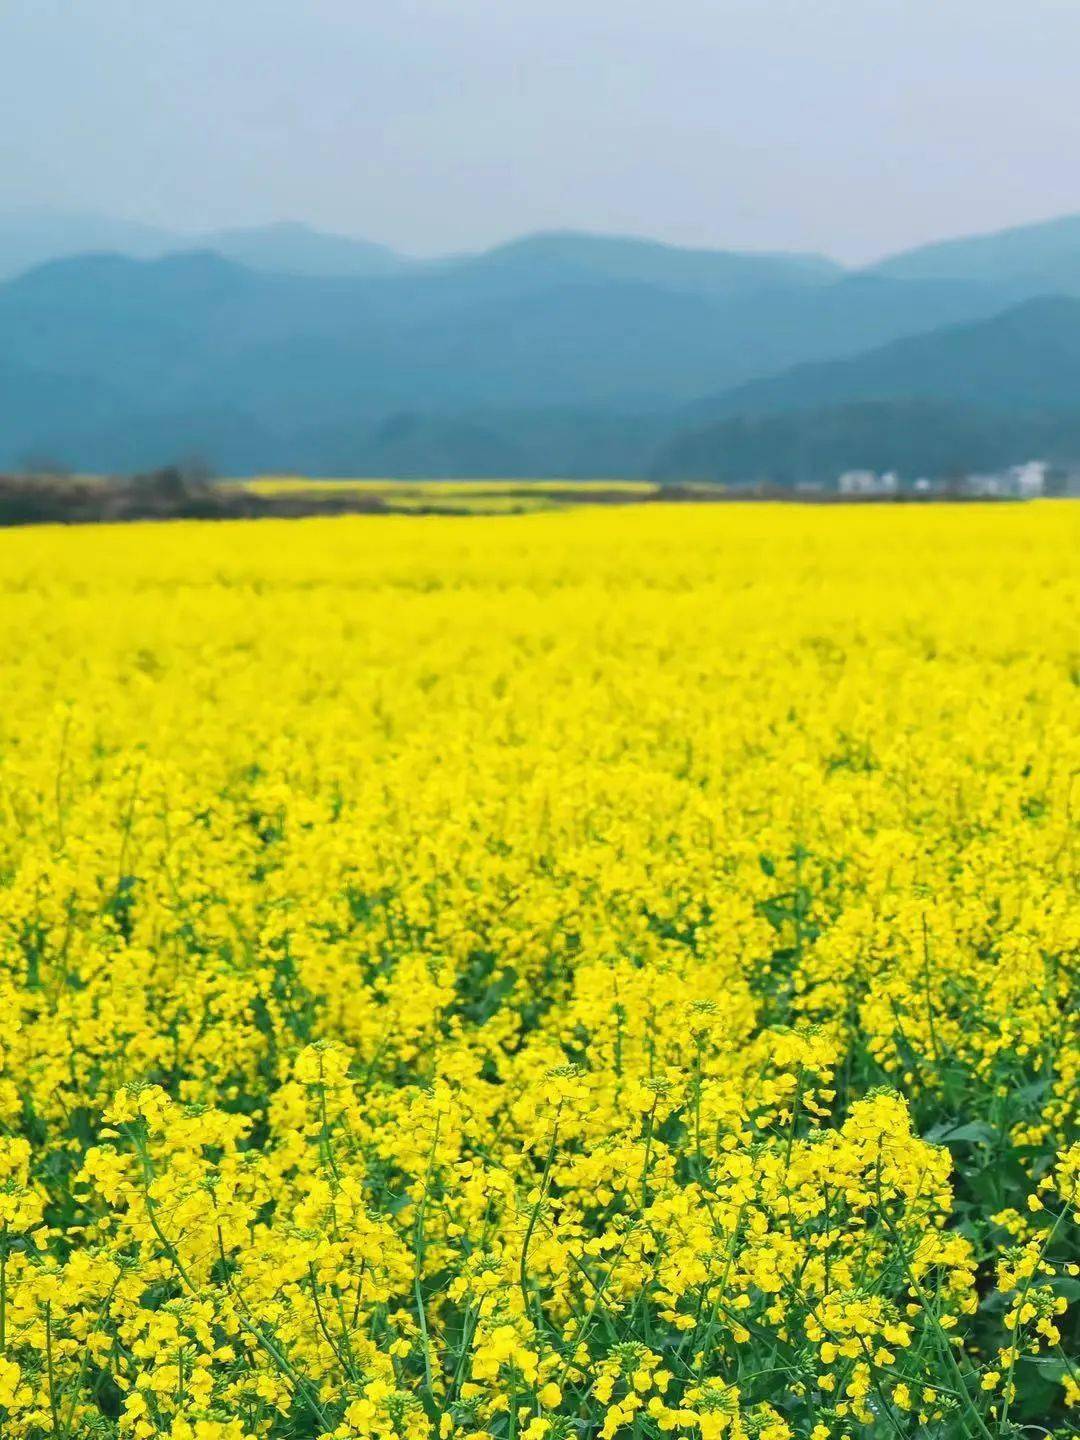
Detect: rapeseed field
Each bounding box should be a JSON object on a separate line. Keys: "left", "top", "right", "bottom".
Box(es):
{"left": 0, "top": 503, "right": 1076, "bottom": 1440}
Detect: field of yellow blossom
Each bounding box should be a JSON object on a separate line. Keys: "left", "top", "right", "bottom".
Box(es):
{"left": 0, "top": 502, "right": 1076, "bottom": 1440}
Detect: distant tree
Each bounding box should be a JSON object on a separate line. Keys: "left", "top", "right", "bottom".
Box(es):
{"left": 127, "top": 457, "right": 216, "bottom": 501}
{"left": 173, "top": 455, "right": 216, "bottom": 487}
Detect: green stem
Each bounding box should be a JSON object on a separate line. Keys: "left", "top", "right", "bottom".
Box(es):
{"left": 44, "top": 1303, "right": 61, "bottom": 1439}
{"left": 519, "top": 1110, "right": 561, "bottom": 1323}
{"left": 414, "top": 1112, "right": 442, "bottom": 1405}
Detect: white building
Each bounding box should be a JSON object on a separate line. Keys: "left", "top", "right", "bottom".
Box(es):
{"left": 964, "top": 461, "right": 1047, "bottom": 499}
{"left": 837, "top": 470, "right": 899, "bottom": 496}
{"left": 965, "top": 473, "right": 1004, "bottom": 497}
{"left": 838, "top": 470, "right": 880, "bottom": 495}
{"left": 1009, "top": 461, "right": 1046, "bottom": 498}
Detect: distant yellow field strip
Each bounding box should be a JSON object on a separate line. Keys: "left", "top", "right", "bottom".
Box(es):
{"left": 241, "top": 475, "right": 657, "bottom": 497}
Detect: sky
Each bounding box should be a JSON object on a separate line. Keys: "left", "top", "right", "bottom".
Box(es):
{"left": 4, "top": 0, "right": 1080, "bottom": 264}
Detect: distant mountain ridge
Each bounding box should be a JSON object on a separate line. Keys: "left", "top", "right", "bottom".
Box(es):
{"left": 0, "top": 209, "right": 846, "bottom": 290}
{"left": 652, "top": 295, "right": 1080, "bottom": 483}
{"left": 202, "top": 222, "right": 407, "bottom": 277}
{"left": 870, "top": 212, "right": 1080, "bottom": 293}
{"left": 0, "top": 211, "right": 412, "bottom": 282}
{"left": 10, "top": 205, "right": 1080, "bottom": 289}
{"left": 689, "top": 296, "right": 1080, "bottom": 419}
{"left": 0, "top": 244, "right": 1022, "bottom": 474}
{"left": 13, "top": 205, "right": 1080, "bottom": 284}
{"left": 7, "top": 208, "right": 1080, "bottom": 478}
{"left": 445, "top": 231, "right": 843, "bottom": 296}
{"left": 0, "top": 211, "right": 177, "bottom": 282}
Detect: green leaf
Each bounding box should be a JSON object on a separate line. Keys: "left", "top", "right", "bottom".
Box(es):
{"left": 926, "top": 1120, "right": 996, "bottom": 1145}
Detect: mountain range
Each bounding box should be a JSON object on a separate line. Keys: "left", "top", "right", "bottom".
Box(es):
{"left": 0, "top": 212, "right": 407, "bottom": 282}
{"left": 5, "top": 208, "right": 1080, "bottom": 480}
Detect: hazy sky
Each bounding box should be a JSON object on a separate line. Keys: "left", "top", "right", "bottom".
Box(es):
{"left": 5, "top": 0, "right": 1080, "bottom": 263}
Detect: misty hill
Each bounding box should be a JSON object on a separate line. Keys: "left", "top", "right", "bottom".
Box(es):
{"left": 444, "top": 231, "right": 843, "bottom": 296}
{"left": 872, "top": 213, "right": 1080, "bottom": 295}
{"left": 655, "top": 297, "right": 1080, "bottom": 484}
{"left": 0, "top": 211, "right": 410, "bottom": 282}
{"left": 691, "top": 296, "right": 1080, "bottom": 420}
{"left": 202, "top": 222, "right": 408, "bottom": 277}
{"left": 7, "top": 222, "right": 1080, "bottom": 479}
{"left": 15, "top": 205, "right": 1080, "bottom": 296}
{"left": 0, "top": 210, "right": 844, "bottom": 289}
{"left": 0, "top": 210, "right": 176, "bottom": 281}
{"left": 0, "top": 235, "right": 1029, "bottom": 475}
{"left": 652, "top": 399, "right": 1080, "bottom": 486}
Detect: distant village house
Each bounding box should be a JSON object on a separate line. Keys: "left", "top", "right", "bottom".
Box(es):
{"left": 837, "top": 470, "right": 899, "bottom": 496}
{"left": 836, "top": 462, "right": 1047, "bottom": 498}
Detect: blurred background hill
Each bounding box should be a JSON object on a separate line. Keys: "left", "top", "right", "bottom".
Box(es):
{"left": 7, "top": 210, "right": 1080, "bottom": 482}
